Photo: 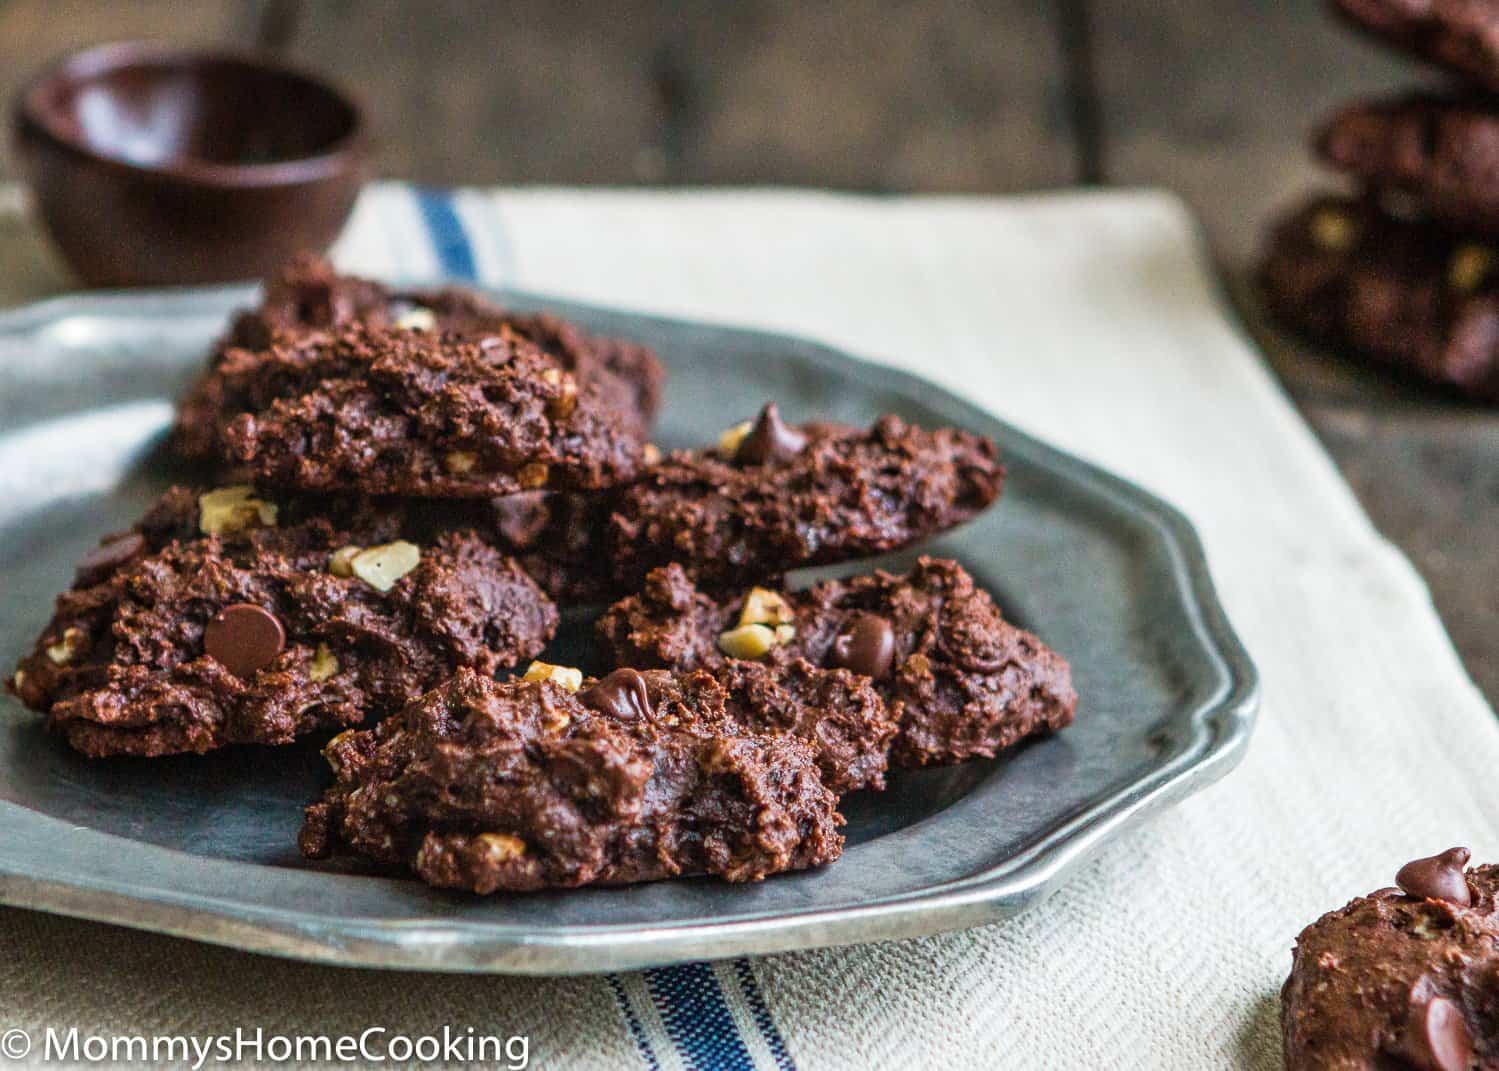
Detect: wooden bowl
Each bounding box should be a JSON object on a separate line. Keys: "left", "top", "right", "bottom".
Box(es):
{"left": 14, "top": 41, "right": 369, "bottom": 287}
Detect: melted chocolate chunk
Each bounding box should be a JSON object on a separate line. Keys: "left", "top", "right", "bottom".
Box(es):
{"left": 829, "top": 613, "right": 896, "bottom": 680}
{"left": 1396, "top": 996, "right": 1474, "bottom": 1071}
{"left": 735, "top": 403, "right": 808, "bottom": 465}
{"left": 578, "top": 668, "right": 653, "bottom": 722}
{"left": 73, "top": 531, "right": 145, "bottom": 586}
{"left": 1398, "top": 847, "right": 1473, "bottom": 906}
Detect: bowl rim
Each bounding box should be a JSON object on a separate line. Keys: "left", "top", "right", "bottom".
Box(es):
{"left": 14, "top": 38, "right": 369, "bottom": 188}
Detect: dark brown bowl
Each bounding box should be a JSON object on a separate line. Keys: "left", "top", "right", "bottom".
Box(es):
{"left": 14, "top": 41, "right": 369, "bottom": 287}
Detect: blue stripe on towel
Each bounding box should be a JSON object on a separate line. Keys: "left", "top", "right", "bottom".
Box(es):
{"left": 415, "top": 186, "right": 479, "bottom": 280}
{"left": 643, "top": 962, "right": 757, "bottom": 1071}
{"left": 607, "top": 974, "right": 663, "bottom": 1070}
{"left": 731, "top": 960, "right": 795, "bottom": 1071}
{"left": 413, "top": 186, "right": 791, "bottom": 1071}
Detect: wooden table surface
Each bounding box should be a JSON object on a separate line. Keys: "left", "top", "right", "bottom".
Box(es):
{"left": 2, "top": 0, "right": 1493, "bottom": 700}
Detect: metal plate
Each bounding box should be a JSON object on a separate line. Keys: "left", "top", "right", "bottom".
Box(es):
{"left": 0, "top": 285, "right": 1258, "bottom": 974}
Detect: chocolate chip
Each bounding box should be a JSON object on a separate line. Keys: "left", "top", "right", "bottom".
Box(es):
{"left": 735, "top": 403, "right": 808, "bottom": 465}
{"left": 491, "top": 492, "right": 551, "bottom": 547}
{"left": 204, "top": 604, "right": 285, "bottom": 680}
{"left": 74, "top": 531, "right": 145, "bottom": 585}
{"left": 579, "top": 668, "right": 652, "bottom": 721}
{"left": 1397, "top": 848, "right": 1472, "bottom": 907}
{"left": 1397, "top": 996, "right": 1474, "bottom": 1071}
{"left": 829, "top": 613, "right": 896, "bottom": 679}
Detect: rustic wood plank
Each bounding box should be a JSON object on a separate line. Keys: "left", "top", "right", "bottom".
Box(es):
{"left": 282, "top": 0, "right": 681, "bottom": 185}
{"left": 283, "top": 0, "right": 1078, "bottom": 190}
{"left": 654, "top": 1, "right": 1076, "bottom": 190}
{"left": 0, "top": 0, "right": 263, "bottom": 180}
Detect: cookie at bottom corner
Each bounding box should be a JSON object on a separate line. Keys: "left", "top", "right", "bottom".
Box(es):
{"left": 1281, "top": 846, "right": 1498, "bottom": 1071}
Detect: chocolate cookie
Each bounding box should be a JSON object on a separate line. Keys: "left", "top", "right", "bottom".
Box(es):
{"left": 682, "top": 658, "right": 896, "bottom": 793}
{"left": 1318, "top": 95, "right": 1499, "bottom": 235}
{"left": 1282, "top": 847, "right": 1498, "bottom": 1071}
{"left": 490, "top": 404, "right": 1004, "bottom": 602}
{"left": 1332, "top": 0, "right": 1499, "bottom": 92}
{"left": 299, "top": 666, "right": 844, "bottom": 892}
{"left": 180, "top": 323, "right": 643, "bottom": 497}
{"left": 7, "top": 486, "right": 557, "bottom": 757}
{"left": 596, "top": 558, "right": 1075, "bottom": 767}
{"left": 1260, "top": 195, "right": 1499, "bottom": 401}
{"left": 174, "top": 254, "right": 664, "bottom": 454}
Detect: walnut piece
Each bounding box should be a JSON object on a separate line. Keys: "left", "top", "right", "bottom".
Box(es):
{"left": 349, "top": 541, "right": 421, "bottom": 593}
{"left": 328, "top": 545, "right": 362, "bottom": 578}
{"left": 1309, "top": 209, "right": 1356, "bottom": 252}
{"left": 478, "top": 833, "right": 527, "bottom": 860}
{"left": 1449, "top": 244, "right": 1492, "bottom": 294}
{"left": 521, "top": 661, "right": 582, "bottom": 692}
{"left": 444, "top": 450, "right": 478, "bottom": 474}
{"left": 541, "top": 368, "right": 579, "bottom": 419}
{"left": 739, "top": 587, "right": 794, "bottom": 629}
{"left": 517, "top": 462, "right": 550, "bottom": 490}
{"left": 309, "top": 643, "right": 339, "bottom": 682}
{"left": 718, "top": 623, "right": 781, "bottom": 660}
{"left": 45, "top": 626, "right": 86, "bottom": 665}
{"left": 198, "top": 485, "right": 278, "bottom": 536}
{"left": 717, "top": 420, "right": 753, "bottom": 455}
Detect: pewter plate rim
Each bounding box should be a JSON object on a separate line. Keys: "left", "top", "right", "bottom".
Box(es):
{"left": 0, "top": 284, "right": 1260, "bottom": 974}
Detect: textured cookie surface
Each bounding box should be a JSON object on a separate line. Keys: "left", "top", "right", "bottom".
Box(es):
{"left": 490, "top": 405, "right": 1004, "bottom": 602}
{"left": 669, "top": 659, "right": 897, "bottom": 793}
{"left": 1318, "top": 95, "right": 1499, "bottom": 235}
{"left": 173, "top": 254, "right": 663, "bottom": 455}
{"left": 1282, "top": 849, "right": 1499, "bottom": 1071}
{"left": 7, "top": 486, "right": 557, "bottom": 757}
{"left": 597, "top": 557, "right": 1075, "bottom": 767}
{"left": 1260, "top": 194, "right": 1499, "bottom": 402}
{"left": 185, "top": 324, "right": 642, "bottom": 497}
{"left": 299, "top": 667, "right": 844, "bottom": 892}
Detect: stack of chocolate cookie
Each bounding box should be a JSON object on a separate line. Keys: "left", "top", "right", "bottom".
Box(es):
{"left": 1261, "top": 0, "right": 1499, "bottom": 402}
{"left": 7, "top": 255, "right": 1077, "bottom": 895}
